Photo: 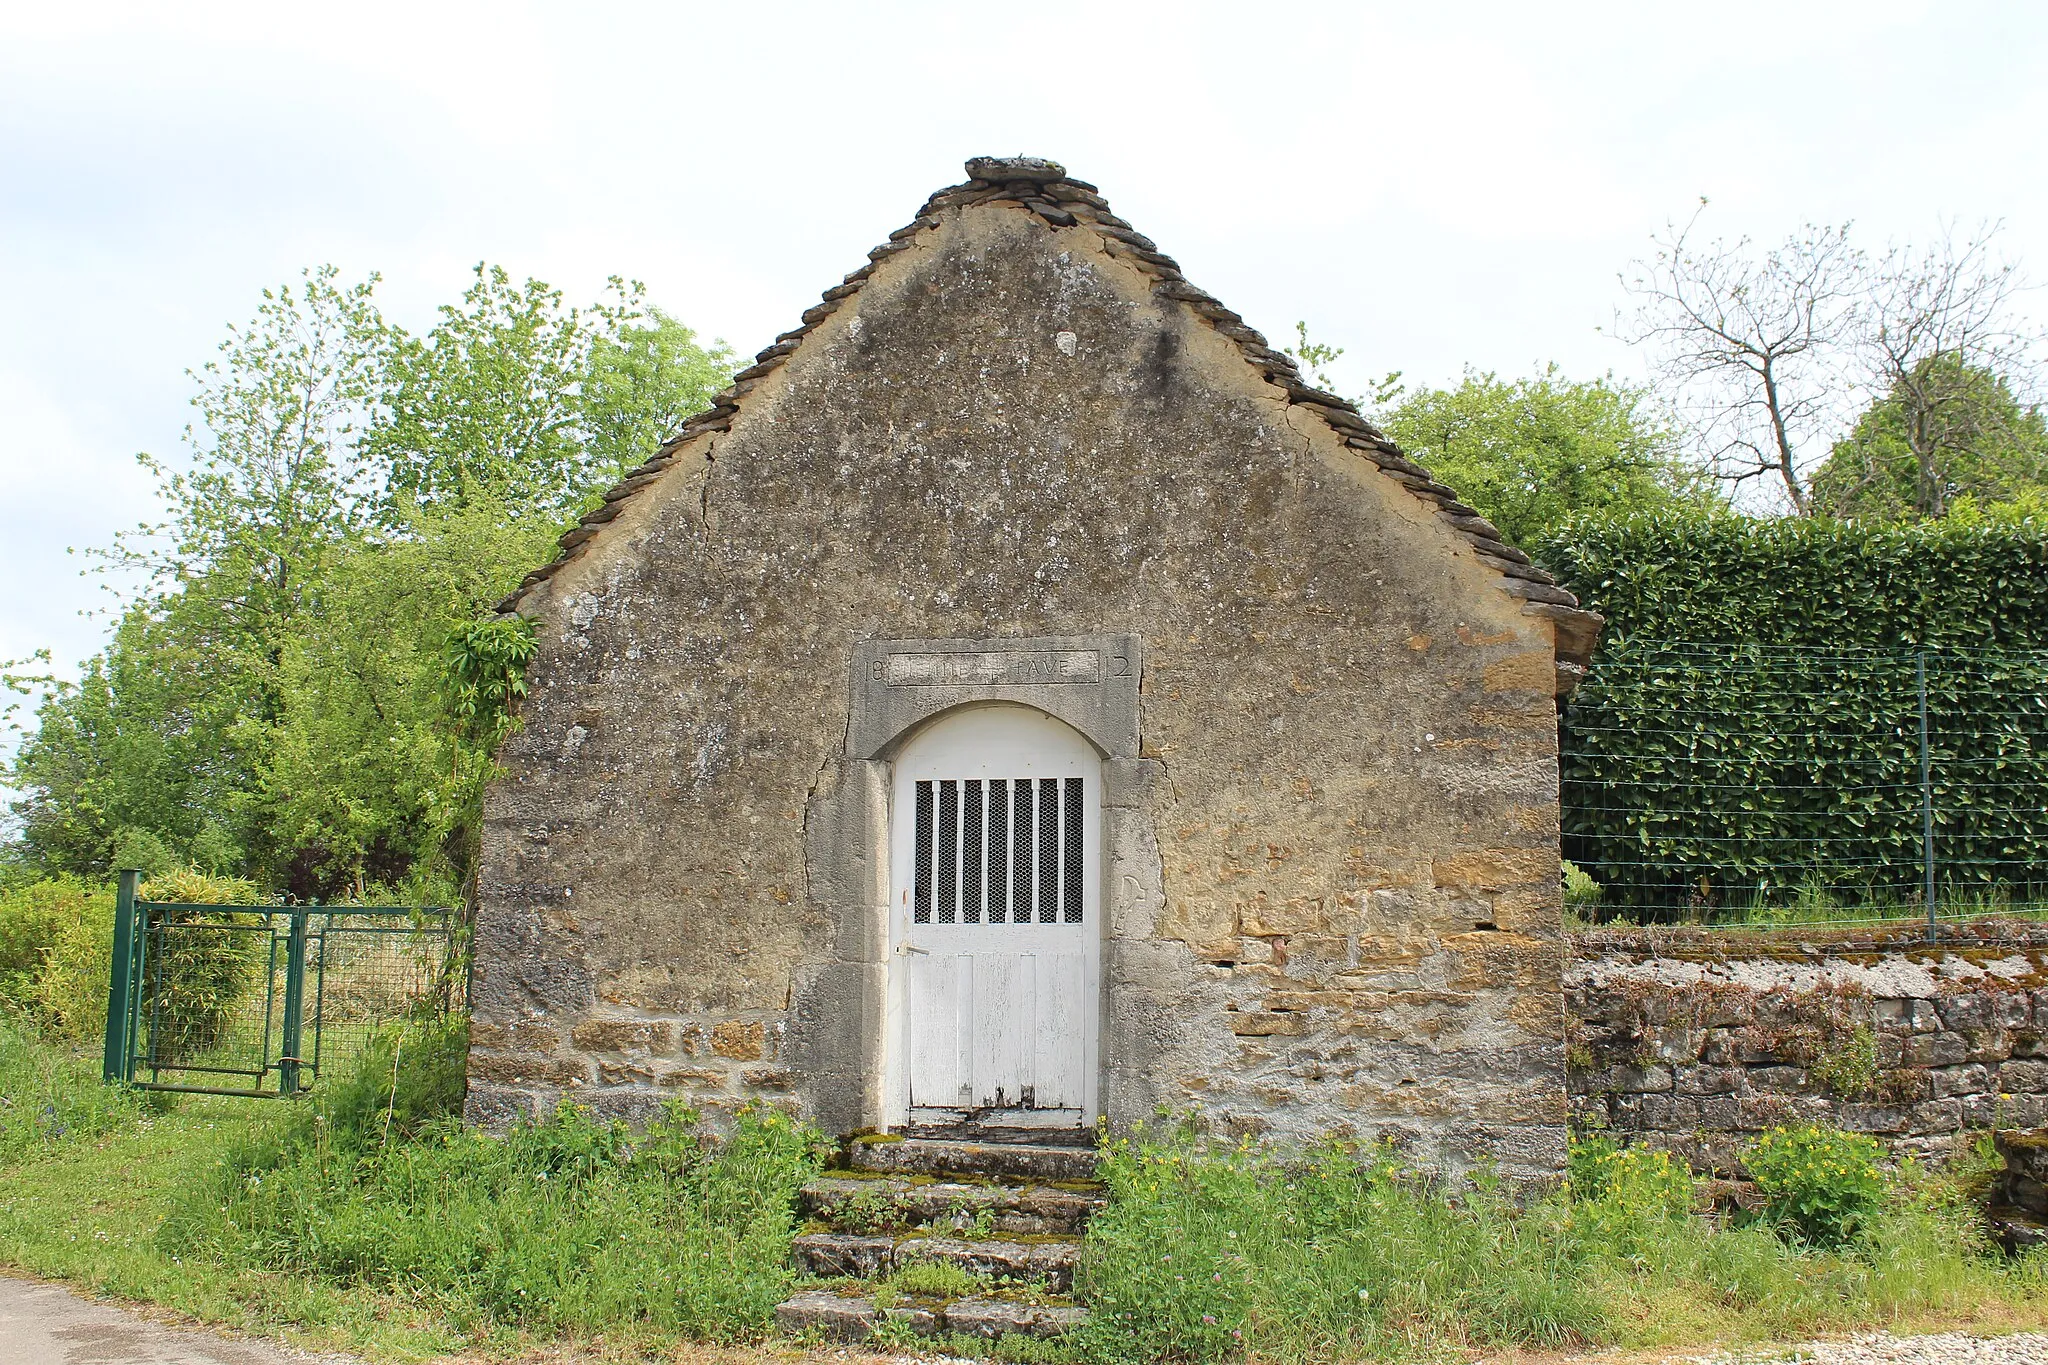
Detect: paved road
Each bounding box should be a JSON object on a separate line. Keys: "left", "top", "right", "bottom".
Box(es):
{"left": 0, "top": 1276, "right": 358, "bottom": 1365}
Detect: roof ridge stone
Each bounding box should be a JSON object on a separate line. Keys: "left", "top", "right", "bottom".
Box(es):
{"left": 497, "top": 155, "right": 1603, "bottom": 678}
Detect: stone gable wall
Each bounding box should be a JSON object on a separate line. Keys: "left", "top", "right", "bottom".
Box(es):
{"left": 1568, "top": 925, "right": 2048, "bottom": 1170}
{"left": 465, "top": 196, "right": 1575, "bottom": 1176}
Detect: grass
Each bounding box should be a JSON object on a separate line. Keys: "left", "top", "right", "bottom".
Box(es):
{"left": 0, "top": 1018, "right": 833, "bottom": 1362}
{"left": 161, "top": 1022, "right": 833, "bottom": 1350}
{"left": 6, "top": 1018, "right": 2048, "bottom": 1365}
{"left": 1563, "top": 861, "right": 2048, "bottom": 932}
{"left": 0, "top": 1010, "right": 151, "bottom": 1162}
{"left": 0, "top": 1023, "right": 487, "bottom": 1360}
{"left": 1075, "top": 1119, "right": 2048, "bottom": 1364}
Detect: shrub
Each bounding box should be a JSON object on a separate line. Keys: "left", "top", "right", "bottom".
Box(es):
{"left": 0, "top": 877, "right": 107, "bottom": 1016}
{"left": 1744, "top": 1123, "right": 1886, "bottom": 1247}
{"left": 129, "top": 870, "right": 267, "bottom": 1061}
{"left": 1540, "top": 513, "right": 2048, "bottom": 650}
{"left": 8, "top": 869, "right": 266, "bottom": 1048}
{"left": 23, "top": 881, "right": 117, "bottom": 1040}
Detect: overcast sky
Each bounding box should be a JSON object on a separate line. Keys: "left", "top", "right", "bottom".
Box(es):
{"left": 5, "top": 0, "right": 2047, "bottom": 698}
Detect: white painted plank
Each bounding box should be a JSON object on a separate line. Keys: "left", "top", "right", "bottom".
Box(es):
{"left": 952, "top": 952, "right": 973, "bottom": 1107}
{"left": 1036, "top": 951, "right": 1084, "bottom": 1109}
{"left": 970, "top": 952, "right": 1010, "bottom": 1107}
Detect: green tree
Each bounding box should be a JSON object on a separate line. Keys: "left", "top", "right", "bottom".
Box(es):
{"left": 254, "top": 497, "right": 555, "bottom": 895}
{"left": 579, "top": 308, "right": 735, "bottom": 483}
{"left": 1811, "top": 357, "right": 2048, "bottom": 521}
{"left": 0, "top": 651, "right": 59, "bottom": 744}
{"left": 8, "top": 262, "right": 728, "bottom": 897}
{"left": 13, "top": 268, "right": 384, "bottom": 878}
{"left": 9, "top": 609, "right": 247, "bottom": 876}
{"left": 1376, "top": 365, "right": 1720, "bottom": 545}
{"left": 367, "top": 267, "right": 735, "bottom": 515}
{"left": 109, "top": 266, "right": 385, "bottom": 682}
{"left": 368, "top": 265, "right": 602, "bottom": 514}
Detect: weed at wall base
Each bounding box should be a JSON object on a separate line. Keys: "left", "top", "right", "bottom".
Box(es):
{"left": 1073, "top": 1117, "right": 2048, "bottom": 1364}
{"left": 158, "top": 1021, "right": 832, "bottom": 1343}
{"left": 1076, "top": 1121, "right": 1606, "bottom": 1363}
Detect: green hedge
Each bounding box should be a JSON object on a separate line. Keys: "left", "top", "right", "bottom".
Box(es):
{"left": 1539, "top": 515, "right": 2048, "bottom": 920}
{"left": 1539, "top": 514, "right": 2048, "bottom": 650}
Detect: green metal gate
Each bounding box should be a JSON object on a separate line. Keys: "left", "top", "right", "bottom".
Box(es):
{"left": 102, "top": 870, "right": 464, "bottom": 1096}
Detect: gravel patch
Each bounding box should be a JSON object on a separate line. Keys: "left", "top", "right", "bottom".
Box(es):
{"left": 1691, "top": 1333, "right": 2048, "bottom": 1365}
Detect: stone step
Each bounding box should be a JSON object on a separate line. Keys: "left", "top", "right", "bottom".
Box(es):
{"left": 801, "top": 1175, "right": 1105, "bottom": 1235}
{"left": 793, "top": 1231, "right": 896, "bottom": 1280}
{"left": 793, "top": 1230, "right": 1080, "bottom": 1291}
{"left": 1987, "top": 1203, "right": 2048, "bottom": 1254}
{"left": 903, "top": 1122, "right": 1097, "bottom": 1146}
{"left": 848, "top": 1136, "right": 1099, "bottom": 1183}
{"left": 774, "top": 1288, "right": 1088, "bottom": 1342}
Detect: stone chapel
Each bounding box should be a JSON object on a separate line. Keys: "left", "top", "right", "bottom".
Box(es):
{"left": 464, "top": 156, "right": 1603, "bottom": 1177}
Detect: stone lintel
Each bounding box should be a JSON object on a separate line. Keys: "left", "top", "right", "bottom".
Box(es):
{"left": 847, "top": 634, "right": 1141, "bottom": 760}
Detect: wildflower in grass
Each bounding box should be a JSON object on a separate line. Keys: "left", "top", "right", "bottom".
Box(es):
{"left": 1745, "top": 1123, "right": 1884, "bottom": 1247}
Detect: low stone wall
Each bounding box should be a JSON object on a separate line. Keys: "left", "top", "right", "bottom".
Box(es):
{"left": 1567, "top": 921, "right": 2048, "bottom": 1171}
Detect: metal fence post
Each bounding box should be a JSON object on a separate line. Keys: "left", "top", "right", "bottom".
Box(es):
{"left": 278, "top": 906, "right": 309, "bottom": 1096}
{"left": 101, "top": 869, "right": 141, "bottom": 1084}
{"left": 1918, "top": 652, "right": 1936, "bottom": 938}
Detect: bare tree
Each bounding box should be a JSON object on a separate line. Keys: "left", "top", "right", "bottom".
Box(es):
{"left": 1852, "top": 223, "right": 2041, "bottom": 519}
{"left": 1618, "top": 207, "right": 1864, "bottom": 514}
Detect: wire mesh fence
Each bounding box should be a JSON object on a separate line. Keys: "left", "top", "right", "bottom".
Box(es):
{"left": 1561, "top": 642, "right": 2048, "bottom": 928}
{"left": 105, "top": 877, "right": 465, "bottom": 1096}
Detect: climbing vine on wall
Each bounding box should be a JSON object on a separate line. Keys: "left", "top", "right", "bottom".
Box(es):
{"left": 445, "top": 616, "right": 539, "bottom": 750}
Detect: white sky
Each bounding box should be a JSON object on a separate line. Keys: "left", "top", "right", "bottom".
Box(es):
{"left": 4, "top": 0, "right": 2047, "bottom": 696}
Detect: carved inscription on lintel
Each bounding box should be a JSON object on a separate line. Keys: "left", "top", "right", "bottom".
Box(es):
{"left": 884, "top": 649, "right": 1115, "bottom": 687}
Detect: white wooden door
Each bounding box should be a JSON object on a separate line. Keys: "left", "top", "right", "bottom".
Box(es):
{"left": 887, "top": 705, "right": 1099, "bottom": 1128}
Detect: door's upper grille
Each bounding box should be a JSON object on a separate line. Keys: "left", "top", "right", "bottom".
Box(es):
{"left": 1036, "top": 778, "right": 1060, "bottom": 924}
{"left": 914, "top": 780, "right": 934, "bottom": 923}
{"left": 1011, "top": 778, "right": 1034, "bottom": 924}
{"left": 962, "top": 779, "right": 984, "bottom": 924}
{"left": 936, "top": 779, "right": 959, "bottom": 924}
{"left": 913, "top": 776, "right": 1086, "bottom": 925}
{"left": 987, "top": 779, "right": 1009, "bottom": 921}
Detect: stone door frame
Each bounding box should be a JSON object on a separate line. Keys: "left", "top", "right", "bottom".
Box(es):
{"left": 787, "top": 634, "right": 1158, "bottom": 1137}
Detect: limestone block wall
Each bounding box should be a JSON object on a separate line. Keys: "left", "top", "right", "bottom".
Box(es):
{"left": 1568, "top": 923, "right": 2048, "bottom": 1170}
{"left": 466, "top": 1016, "right": 789, "bottom": 1119}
